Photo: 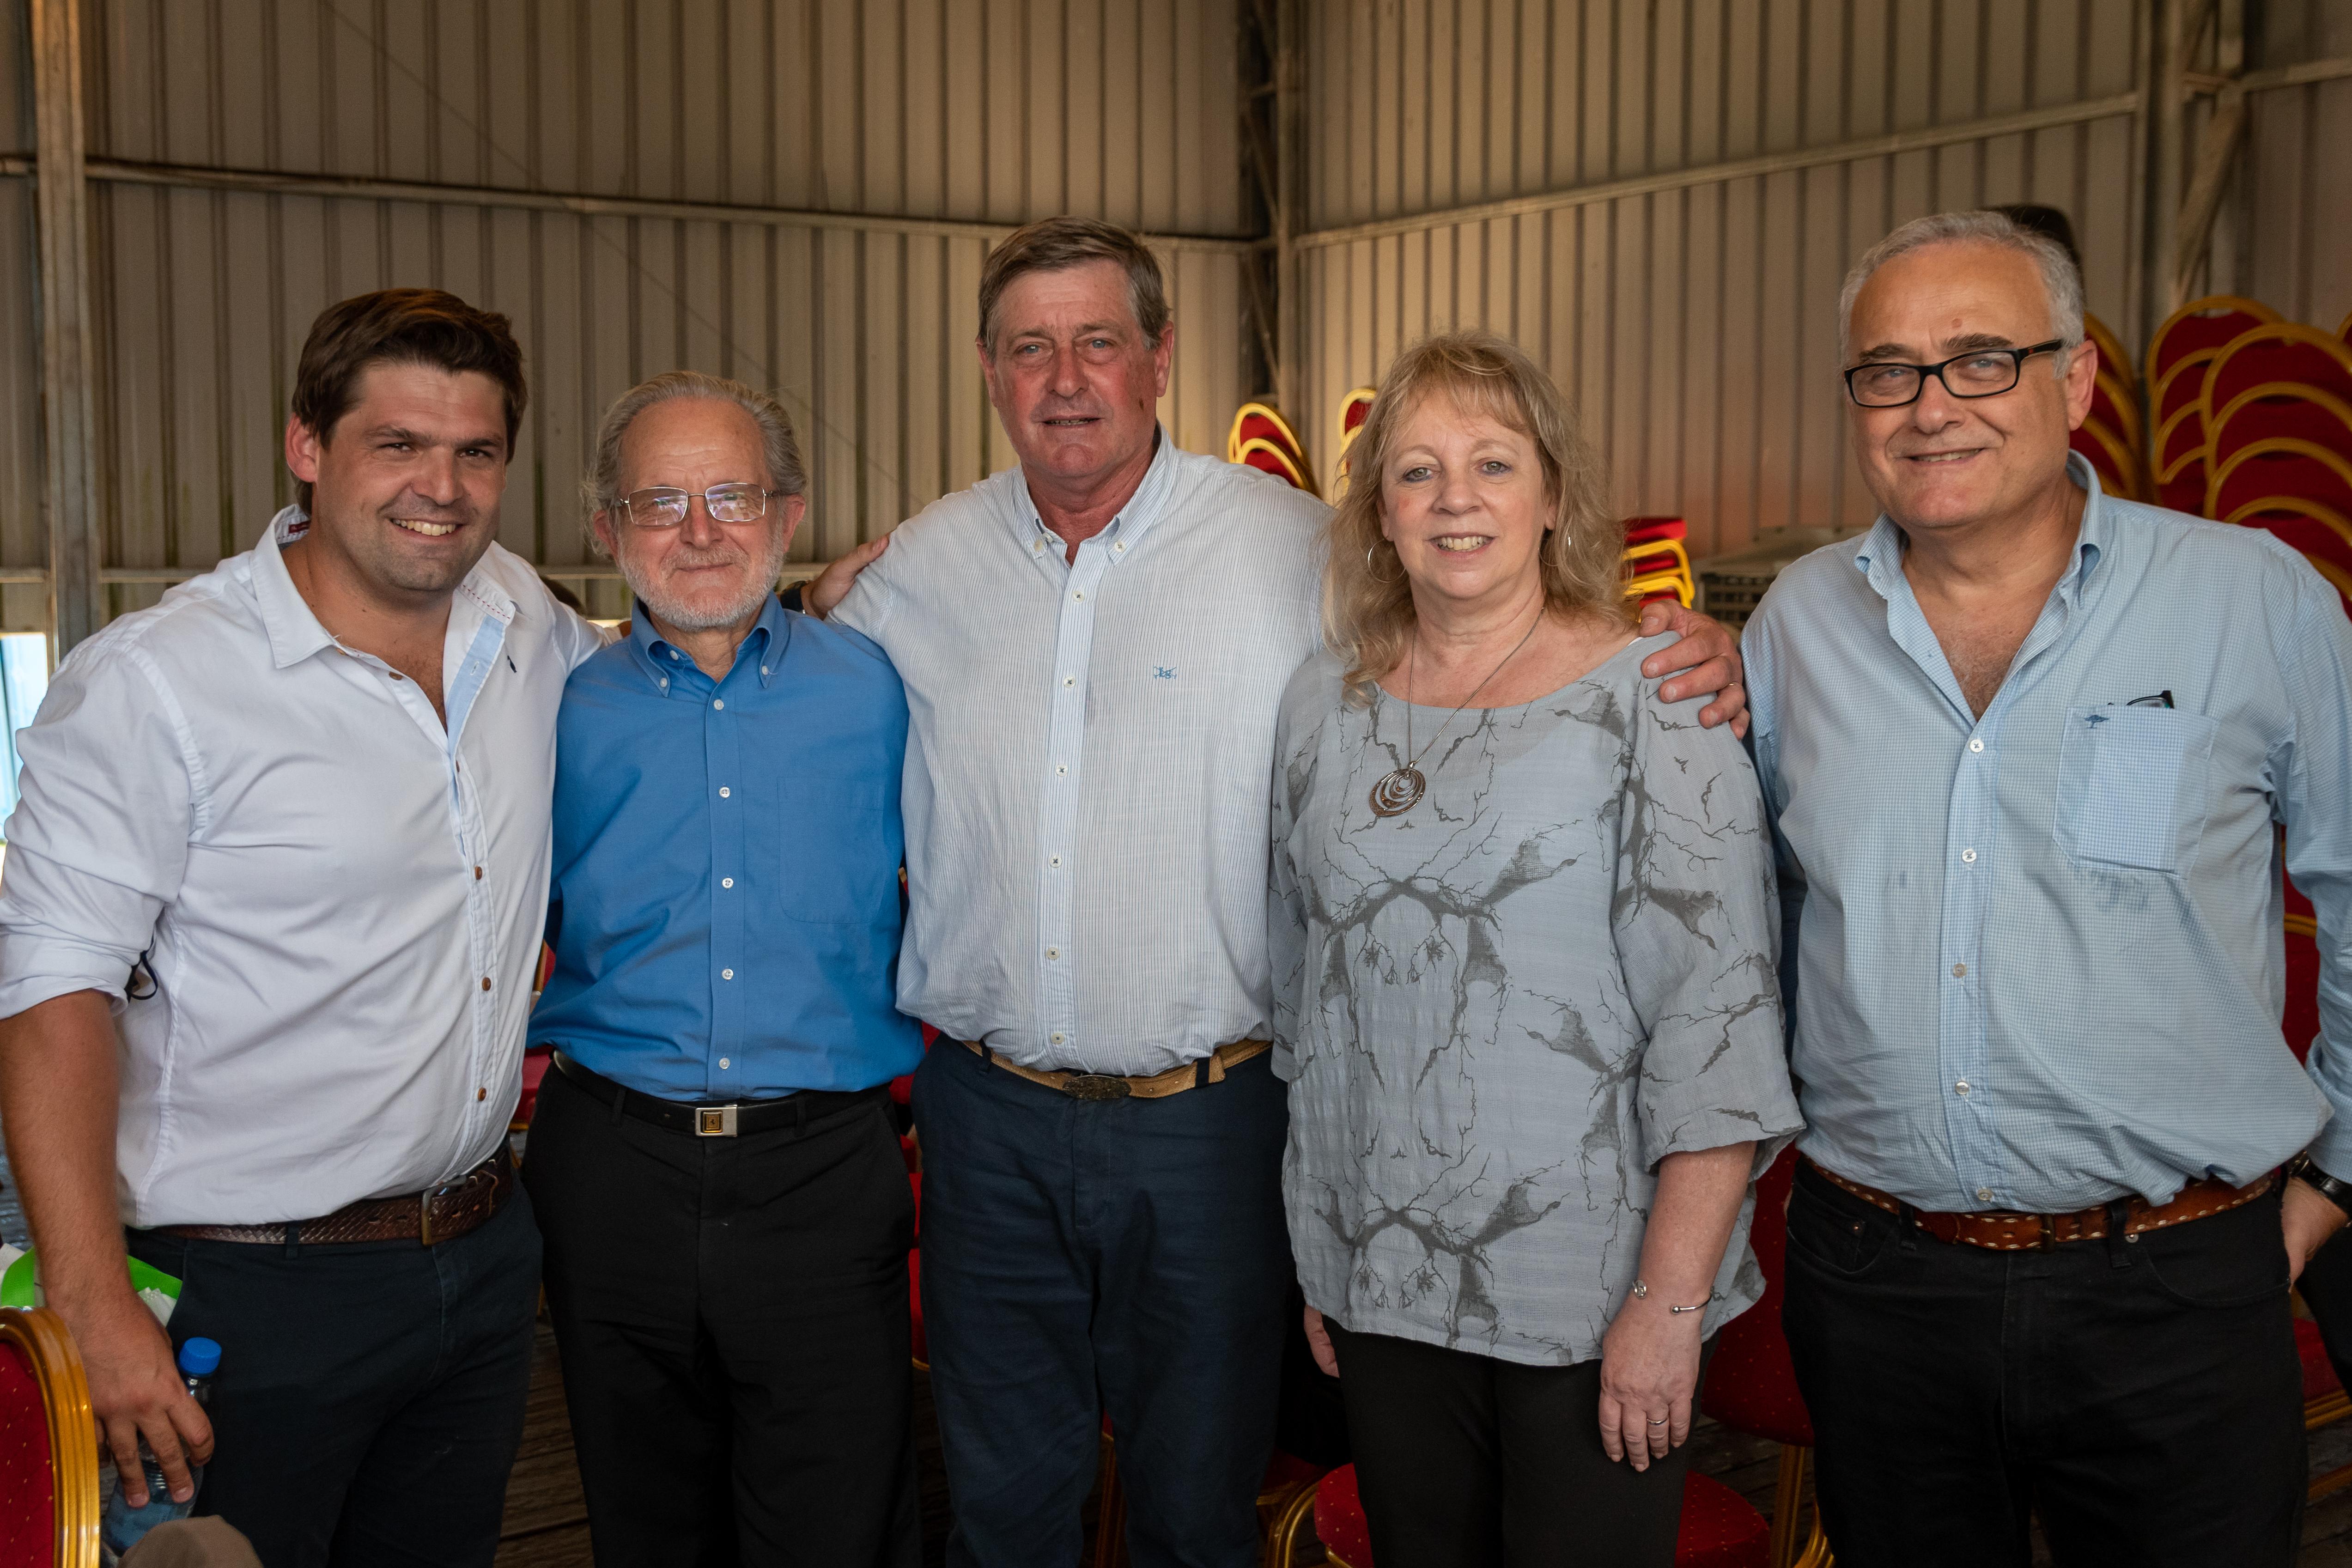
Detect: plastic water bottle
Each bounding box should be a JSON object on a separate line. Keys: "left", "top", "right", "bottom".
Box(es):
{"left": 97, "top": 1337, "right": 220, "bottom": 1558}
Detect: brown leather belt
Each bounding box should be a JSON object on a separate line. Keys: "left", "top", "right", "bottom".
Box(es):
{"left": 156, "top": 1147, "right": 515, "bottom": 1247}
{"left": 963, "top": 1037, "right": 1271, "bottom": 1101}
{"left": 1802, "top": 1155, "right": 2273, "bottom": 1252}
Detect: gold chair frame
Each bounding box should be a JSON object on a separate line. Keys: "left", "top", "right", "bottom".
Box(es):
{"left": 1, "top": 1305, "right": 102, "bottom": 1568}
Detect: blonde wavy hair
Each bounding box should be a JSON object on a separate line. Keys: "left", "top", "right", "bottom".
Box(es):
{"left": 1325, "top": 329, "right": 1626, "bottom": 704}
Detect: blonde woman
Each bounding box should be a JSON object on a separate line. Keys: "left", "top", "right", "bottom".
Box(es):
{"left": 1268, "top": 330, "right": 1802, "bottom": 1566}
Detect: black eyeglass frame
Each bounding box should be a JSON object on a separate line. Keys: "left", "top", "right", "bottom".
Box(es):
{"left": 1842, "top": 338, "right": 2071, "bottom": 408}
{"left": 616, "top": 482, "right": 784, "bottom": 530}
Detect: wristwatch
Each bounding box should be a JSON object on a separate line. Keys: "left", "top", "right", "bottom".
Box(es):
{"left": 2290, "top": 1153, "right": 2352, "bottom": 1220}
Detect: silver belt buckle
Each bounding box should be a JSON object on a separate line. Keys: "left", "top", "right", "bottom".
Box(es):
{"left": 1061, "top": 1074, "right": 1131, "bottom": 1102}
{"left": 696, "top": 1104, "right": 740, "bottom": 1137}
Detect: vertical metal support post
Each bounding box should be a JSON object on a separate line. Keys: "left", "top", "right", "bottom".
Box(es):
{"left": 30, "top": 0, "right": 100, "bottom": 656}
{"left": 1273, "top": 0, "right": 1306, "bottom": 432}
{"left": 2139, "top": 0, "right": 2187, "bottom": 355}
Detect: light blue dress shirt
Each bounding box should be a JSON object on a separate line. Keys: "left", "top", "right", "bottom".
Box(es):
{"left": 1746, "top": 454, "right": 2352, "bottom": 1212}
{"left": 830, "top": 431, "right": 1328, "bottom": 1076}
{"left": 530, "top": 593, "right": 923, "bottom": 1099}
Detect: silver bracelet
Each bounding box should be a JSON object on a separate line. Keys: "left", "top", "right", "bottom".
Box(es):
{"left": 1630, "top": 1277, "right": 1710, "bottom": 1314}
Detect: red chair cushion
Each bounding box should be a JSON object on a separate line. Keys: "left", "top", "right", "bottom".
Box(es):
{"left": 1311, "top": 1463, "right": 1769, "bottom": 1568}
{"left": 1677, "top": 1472, "right": 1772, "bottom": 1568}
{"left": 0, "top": 1337, "right": 53, "bottom": 1568}
{"left": 2300, "top": 1316, "right": 2341, "bottom": 1404}
{"left": 511, "top": 1044, "right": 553, "bottom": 1127}
{"left": 1700, "top": 1148, "right": 1816, "bottom": 1447}
{"left": 1261, "top": 1448, "right": 1324, "bottom": 1493}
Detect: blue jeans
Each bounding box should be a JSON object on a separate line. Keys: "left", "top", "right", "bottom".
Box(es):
{"left": 122, "top": 1186, "right": 541, "bottom": 1568}
{"left": 913, "top": 1040, "right": 1291, "bottom": 1568}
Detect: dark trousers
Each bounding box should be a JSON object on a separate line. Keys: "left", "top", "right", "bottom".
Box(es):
{"left": 121, "top": 1183, "right": 541, "bottom": 1568}
{"left": 524, "top": 1064, "right": 920, "bottom": 1568}
{"left": 1322, "top": 1321, "right": 1706, "bottom": 1568}
{"left": 1782, "top": 1161, "right": 2304, "bottom": 1568}
{"left": 912, "top": 1039, "right": 1292, "bottom": 1568}
{"left": 2293, "top": 1216, "right": 2352, "bottom": 1391}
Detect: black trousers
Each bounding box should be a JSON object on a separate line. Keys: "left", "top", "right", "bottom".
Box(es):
{"left": 2291, "top": 1216, "right": 2352, "bottom": 1391}
{"left": 1782, "top": 1161, "right": 2304, "bottom": 1568}
{"left": 913, "top": 1039, "right": 1293, "bottom": 1568}
{"left": 524, "top": 1064, "right": 920, "bottom": 1568}
{"left": 121, "top": 1183, "right": 541, "bottom": 1568}
{"left": 1322, "top": 1321, "right": 1707, "bottom": 1568}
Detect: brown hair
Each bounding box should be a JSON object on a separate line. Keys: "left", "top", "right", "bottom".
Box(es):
{"left": 976, "top": 217, "right": 1171, "bottom": 354}
{"left": 1324, "top": 329, "right": 1627, "bottom": 704}
{"left": 289, "top": 288, "right": 528, "bottom": 511}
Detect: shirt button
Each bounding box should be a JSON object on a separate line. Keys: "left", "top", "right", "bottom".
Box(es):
{"left": 722, "top": 877, "right": 735, "bottom": 888}
{"left": 719, "top": 786, "right": 731, "bottom": 798}
{"left": 1049, "top": 855, "right": 1062, "bottom": 868}
{"left": 1955, "top": 1079, "right": 1971, "bottom": 1097}
{"left": 1050, "top": 1032, "right": 1066, "bottom": 1045}
{"left": 480, "top": 977, "right": 492, "bottom": 991}
{"left": 1969, "top": 737, "right": 1985, "bottom": 754}
{"left": 659, "top": 677, "right": 669, "bottom": 688}
{"left": 1045, "top": 947, "right": 1060, "bottom": 960}
{"left": 474, "top": 865, "right": 483, "bottom": 880}
{"left": 1033, "top": 539, "right": 1045, "bottom": 552}
{"left": 389, "top": 671, "right": 404, "bottom": 682}
{"left": 1960, "top": 847, "right": 1977, "bottom": 863}
{"left": 1056, "top": 764, "right": 1068, "bottom": 776}
{"left": 760, "top": 666, "right": 769, "bottom": 677}
{"left": 1114, "top": 541, "right": 1125, "bottom": 552}
{"left": 476, "top": 1087, "right": 486, "bottom": 1101}
{"left": 1951, "top": 962, "right": 1967, "bottom": 978}
{"left": 722, "top": 968, "right": 735, "bottom": 980}
{"left": 1975, "top": 1187, "right": 1994, "bottom": 1204}
{"left": 719, "top": 1057, "right": 731, "bottom": 1070}
{"left": 1073, "top": 590, "right": 1085, "bottom": 601}
{"left": 1063, "top": 676, "right": 1076, "bottom": 688}
{"left": 669, "top": 649, "right": 681, "bottom": 659}
{"left": 713, "top": 699, "right": 725, "bottom": 711}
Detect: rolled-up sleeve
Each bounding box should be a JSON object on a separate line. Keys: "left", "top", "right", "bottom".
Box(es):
{"left": 1615, "top": 685, "right": 1804, "bottom": 1172}
{"left": 0, "top": 640, "right": 196, "bottom": 1017}
{"left": 2271, "top": 553, "right": 2352, "bottom": 1177}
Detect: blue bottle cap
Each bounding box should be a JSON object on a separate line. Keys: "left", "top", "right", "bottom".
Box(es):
{"left": 177, "top": 1337, "right": 221, "bottom": 1376}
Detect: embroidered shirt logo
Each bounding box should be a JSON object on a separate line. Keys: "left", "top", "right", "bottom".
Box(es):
{"left": 1154, "top": 666, "right": 1176, "bottom": 680}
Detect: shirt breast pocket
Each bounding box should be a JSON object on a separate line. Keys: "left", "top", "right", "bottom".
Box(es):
{"left": 779, "top": 778, "right": 895, "bottom": 926}
{"left": 2052, "top": 705, "right": 2217, "bottom": 875}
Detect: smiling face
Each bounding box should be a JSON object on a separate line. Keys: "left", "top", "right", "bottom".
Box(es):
{"left": 591, "top": 395, "right": 802, "bottom": 634}
{"left": 1844, "top": 238, "right": 2096, "bottom": 539}
{"left": 980, "top": 259, "right": 1172, "bottom": 495}
{"left": 283, "top": 359, "right": 510, "bottom": 602}
{"left": 1380, "top": 392, "right": 1555, "bottom": 616}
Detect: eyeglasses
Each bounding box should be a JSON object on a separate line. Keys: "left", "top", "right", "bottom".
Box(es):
{"left": 617, "top": 482, "right": 778, "bottom": 529}
{"left": 1843, "top": 340, "right": 2068, "bottom": 408}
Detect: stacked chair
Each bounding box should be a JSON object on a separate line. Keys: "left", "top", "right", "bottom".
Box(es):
{"left": 1331, "top": 388, "right": 1376, "bottom": 501}
{"left": 1624, "top": 518, "right": 1697, "bottom": 609}
{"left": 1228, "top": 404, "right": 1318, "bottom": 495}
{"left": 0, "top": 1306, "right": 101, "bottom": 1568}
{"left": 2147, "top": 296, "right": 2281, "bottom": 515}
{"left": 2070, "top": 312, "right": 2146, "bottom": 501}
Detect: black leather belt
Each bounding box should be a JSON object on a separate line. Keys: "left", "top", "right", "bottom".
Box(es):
{"left": 549, "top": 1050, "right": 883, "bottom": 1137}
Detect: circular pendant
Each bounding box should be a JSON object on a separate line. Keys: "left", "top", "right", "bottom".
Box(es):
{"left": 1368, "top": 766, "right": 1427, "bottom": 818}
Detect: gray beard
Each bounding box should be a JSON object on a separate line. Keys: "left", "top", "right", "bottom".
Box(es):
{"left": 619, "top": 526, "right": 788, "bottom": 632}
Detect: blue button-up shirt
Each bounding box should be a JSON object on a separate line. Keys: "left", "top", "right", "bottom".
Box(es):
{"left": 530, "top": 594, "right": 922, "bottom": 1099}
{"left": 1746, "top": 454, "right": 2352, "bottom": 1212}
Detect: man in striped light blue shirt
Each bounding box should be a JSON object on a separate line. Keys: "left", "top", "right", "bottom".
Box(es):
{"left": 806, "top": 218, "right": 1748, "bottom": 1568}
{"left": 1746, "top": 210, "right": 2352, "bottom": 1567}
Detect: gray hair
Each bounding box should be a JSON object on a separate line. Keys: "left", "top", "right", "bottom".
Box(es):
{"left": 1838, "top": 209, "right": 2085, "bottom": 366}
{"left": 583, "top": 371, "right": 806, "bottom": 553}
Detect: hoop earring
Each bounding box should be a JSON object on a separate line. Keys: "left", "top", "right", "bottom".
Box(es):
{"left": 1366, "top": 542, "right": 1399, "bottom": 584}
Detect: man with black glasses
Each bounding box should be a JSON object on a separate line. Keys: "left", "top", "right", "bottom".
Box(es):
{"left": 524, "top": 371, "right": 922, "bottom": 1566}
{"left": 1745, "top": 209, "right": 2352, "bottom": 1566}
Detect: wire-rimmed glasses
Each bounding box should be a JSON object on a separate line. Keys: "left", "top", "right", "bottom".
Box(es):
{"left": 618, "top": 482, "right": 778, "bottom": 529}
{"left": 1844, "top": 339, "right": 2067, "bottom": 408}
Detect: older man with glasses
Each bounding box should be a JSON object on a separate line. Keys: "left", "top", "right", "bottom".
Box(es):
{"left": 1744, "top": 209, "right": 2352, "bottom": 1567}
{"left": 523, "top": 371, "right": 923, "bottom": 1566}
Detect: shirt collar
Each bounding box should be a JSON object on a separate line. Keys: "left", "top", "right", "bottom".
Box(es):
{"left": 1852, "top": 450, "right": 2109, "bottom": 608}
{"left": 1007, "top": 425, "right": 1180, "bottom": 565}
{"left": 626, "top": 588, "right": 791, "bottom": 693}
{"left": 249, "top": 505, "right": 518, "bottom": 670}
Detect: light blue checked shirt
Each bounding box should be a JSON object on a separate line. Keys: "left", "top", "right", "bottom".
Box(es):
{"left": 1746, "top": 454, "right": 2352, "bottom": 1213}
{"left": 832, "top": 431, "right": 1327, "bottom": 1075}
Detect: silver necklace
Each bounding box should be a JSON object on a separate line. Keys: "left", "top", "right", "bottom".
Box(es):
{"left": 1368, "top": 614, "right": 1542, "bottom": 818}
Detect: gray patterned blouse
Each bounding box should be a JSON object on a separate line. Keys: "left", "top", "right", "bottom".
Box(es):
{"left": 1269, "top": 635, "right": 1804, "bottom": 1367}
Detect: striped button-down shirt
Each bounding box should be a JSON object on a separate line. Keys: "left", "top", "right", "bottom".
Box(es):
{"left": 831, "top": 431, "right": 1326, "bottom": 1076}
{"left": 1746, "top": 455, "right": 2352, "bottom": 1213}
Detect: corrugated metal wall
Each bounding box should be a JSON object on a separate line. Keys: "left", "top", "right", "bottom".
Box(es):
{"left": 2237, "top": 0, "right": 2352, "bottom": 326}
{"left": 20, "top": 0, "right": 1252, "bottom": 621}
{"left": 0, "top": 2, "right": 40, "bottom": 626}
{"left": 1298, "top": 0, "right": 2161, "bottom": 556}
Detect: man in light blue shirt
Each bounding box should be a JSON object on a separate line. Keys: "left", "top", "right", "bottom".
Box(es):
{"left": 1746, "top": 210, "right": 2352, "bottom": 1566}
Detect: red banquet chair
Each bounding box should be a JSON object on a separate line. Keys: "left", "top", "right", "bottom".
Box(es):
{"left": 2208, "top": 384, "right": 2352, "bottom": 474}
{"left": 2069, "top": 419, "right": 2139, "bottom": 502}
{"left": 2203, "top": 324, "right": 2352, "bottom": 437}
{"left": 2208, "top": 440, "right": 2352, "bottom": 527}
{"left": 2083, "top": 312, "right": 2134, "bottom": 390}
{"left": 0, "top": 1306, "right": 101, "bottom": 1568}
{"left": 1700, "top": 1148, "right": 1835, "bottom": 1568}
{"left": 1267, "top": 1462, "right": 1770, "bottom": 1568}
{"left": 1331, "top": 386, "right": 1379, "bottom": 502}
{"left": 1228, "top": 403, "right": 1318, "bottom": 497}
{"left": 2225, "top": 498, "right": 2352, "bottom": 619}
{"left": 2146, "top": 295, "right": 2281, "bottom": 389}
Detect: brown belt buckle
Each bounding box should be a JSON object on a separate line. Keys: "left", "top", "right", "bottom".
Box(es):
{"left": 696, "top": 1105, "right": 740, "bottom": 1137}
{"left": 1062, "top": 1074, "right": 1131, "bottom": 1102}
